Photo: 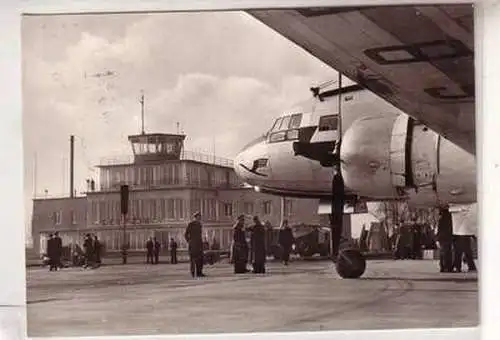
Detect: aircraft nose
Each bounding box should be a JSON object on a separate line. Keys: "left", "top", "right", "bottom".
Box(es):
{"left": 233, "top": 136, "right": 270, "bottom": 184}
{"left": 233, "top": 150, "right": 248, "bottom": 179}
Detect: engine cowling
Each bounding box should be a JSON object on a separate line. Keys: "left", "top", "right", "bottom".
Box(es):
{"left": 341, "top": 113, "right": 476, "bottom": 207}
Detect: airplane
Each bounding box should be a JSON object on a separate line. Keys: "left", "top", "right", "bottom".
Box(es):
{"left": 233, "top": 4, "right": 476, "bottom": 279}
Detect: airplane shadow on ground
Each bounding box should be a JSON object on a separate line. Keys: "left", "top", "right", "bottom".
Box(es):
{"left": 361, "top": 276, "right": 478, "bottom": 283}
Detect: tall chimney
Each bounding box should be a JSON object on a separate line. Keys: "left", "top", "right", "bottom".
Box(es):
{"left": 70, "top": 135, "right": 75, "bottom": 198}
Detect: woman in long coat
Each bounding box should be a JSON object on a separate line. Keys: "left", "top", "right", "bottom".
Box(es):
{"left": 232, "top": 215, "right": 249, "bottom": 274}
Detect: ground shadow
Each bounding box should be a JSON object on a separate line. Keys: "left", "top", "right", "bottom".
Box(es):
{"left": 361, "top": 276, "right": 478, "bottom": 284}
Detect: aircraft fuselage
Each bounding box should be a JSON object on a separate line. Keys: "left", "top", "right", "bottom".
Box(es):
{"left": 234, "top": 81, "right": 476, "bottom": 208}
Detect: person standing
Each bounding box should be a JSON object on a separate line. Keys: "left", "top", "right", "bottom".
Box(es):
{"left": 250, "top": 216, "right": 267, "bottom": 274}
{"left": 153, "top": 237, "right": 161, "bottom": 264}
{"left": 437, "top": 207, "right": 453, "bottom": 273}
{"left": 232, "top": 215, "right": 249, "bottom": 274}
{"left": 278, "top": 220, "right": 295, "bottom": 266}
{"left": 46, "top": 234, "right": 57, "bottom": 271}
{"left": 145, "top": 237, "right": 154, "bottom": 264}
{"left": 184, "top": 212, "right": 205, "bottom": 278}
{"left": 53, "top": 232, "right": 63, "bottom": 269}
{"left": 451, "top": 204, "right": 478, "bottom": 272}
{"left": 83, "top": 234, "right": 94, "bottom": 269}
{"left": 169, "top": 237, "right": 178, "bottom": 264}
{"left": 93, "top": 235, "right": 102, "bottom": 267}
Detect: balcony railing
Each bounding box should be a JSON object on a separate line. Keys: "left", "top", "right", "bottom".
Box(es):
{"left": 99, "top": 150, "right": 234, "bottom": 168}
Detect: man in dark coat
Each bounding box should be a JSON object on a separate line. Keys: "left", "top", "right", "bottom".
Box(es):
{"left": 53, "top": 232, "right": 63, "bottom": 269}
{"left": 83, "top": 234, "right": 94, "bottom": 269}
{"left": 46, "top": 234, "right": 57, "bottom": 271}
{"left": 145, "top": 237, "right": 154, "bottom": 264}
{"left": 250, "top": 215, "right": 267, "bottom": 274}
{"left": 232, "top": 215, "right": 249, "bottom": 274}
{"left": 278, "top": 220, "right": 295, "bottom": 265}
{"left": 185, "top": 212, "right": 205, "bottom": 278}
{"left": 437, "top": 207, "right": 453, "bottom": 272}
{"left": 93, "top": 235, "right": 102, "bottom": 267}
{"left": 153, "top": 237, "right": 161, "bottom": 264}
{"left": 453, "top": 234, "right": 477, "bottom": 272}
{"left": 169, "top": 238, "right": 178, "bottom": 264}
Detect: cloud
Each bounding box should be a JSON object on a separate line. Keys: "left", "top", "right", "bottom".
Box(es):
{"left": 22, "top": 11, "right": 338, "bottom": 243}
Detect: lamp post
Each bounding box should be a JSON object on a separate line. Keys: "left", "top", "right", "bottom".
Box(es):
{"left": 120, "top": 185, "right": 129, "bottom": 264}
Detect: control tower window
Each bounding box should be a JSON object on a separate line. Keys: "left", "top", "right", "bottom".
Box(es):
{"left": 318, "top": 115, "right": 338, "bottom": 132}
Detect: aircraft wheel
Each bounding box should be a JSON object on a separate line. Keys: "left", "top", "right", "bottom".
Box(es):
{"left": 335, "top": 248, "right": 366, "bottom": 279}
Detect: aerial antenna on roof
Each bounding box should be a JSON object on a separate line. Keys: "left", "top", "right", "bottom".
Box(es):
{"left": 140, "top": 90, "right": 145, "bottom": 135}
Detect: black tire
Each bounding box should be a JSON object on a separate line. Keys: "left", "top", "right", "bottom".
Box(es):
{"left": 335, "top": 248, "right": 366, "bottom": 279}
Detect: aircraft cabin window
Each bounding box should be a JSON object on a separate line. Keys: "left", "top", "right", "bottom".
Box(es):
{"left": 289, "top": 114, "right": 302, "bottom": 129}
{"left": 269, "top": 131, "right": 286, "bottom": 143}
{"left": 318, "top": 115, "right": 338, "bottom": 132}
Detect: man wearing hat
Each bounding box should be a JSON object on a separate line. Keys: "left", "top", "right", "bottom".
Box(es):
{"left": 184, "top": 212, "right": 205, "bottom": 278}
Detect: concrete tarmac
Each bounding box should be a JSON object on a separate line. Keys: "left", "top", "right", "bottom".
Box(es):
{"left": 26, "top": 259, "right": 478, "bottom": 337}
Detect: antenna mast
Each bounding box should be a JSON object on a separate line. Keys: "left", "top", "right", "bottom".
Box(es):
{"left": 337, "top": 73, "right": 343, "bottom": 150}
{"left": 33, "top": 152, "right": 37, "bottom": 198}
{"left": 140, "top": 90, "right": 145, "bottom": 135}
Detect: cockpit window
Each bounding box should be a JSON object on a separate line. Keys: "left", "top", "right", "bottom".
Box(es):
{"left": 318, "top": 115, "right": 338, "bottom": 132}
{"left": 286, "top": 129, "right": 299, "bottom": 140}
{"left": 279, "top": 116, "right": 291, "bottom": 130}
{"left": 289, "top": 114, "right": 302, "bottom": 129}
{"left": 267, "top": 113, "right": 303, "bottom": 144}
{"left": 269, "top": 131, "right": 286, "bottom": 143}
{"left": 270, "top": 118, "right": 282, "bottom": 132}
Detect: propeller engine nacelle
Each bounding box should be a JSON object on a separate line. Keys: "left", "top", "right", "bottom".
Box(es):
{"left": 340, "top": 113, "right": 476, "bottom": 207}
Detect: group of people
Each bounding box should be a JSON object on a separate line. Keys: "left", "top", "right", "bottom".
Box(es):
{"left": 437, "top": 207, "right": 477, "bottom": 273}
{"left": 229, "top": 215, "right": 295, "bottom": 275}
{"left": 45, "top": 233, "right": 102, "bottom": 270}
{"left": 231, "top": 214, "right": 267, "bottom": 274}
{"left": 145, "top": 237, "right": 179, "bottom": 265}
{"left": 82, "top": 233, "right": 102, "bottom": 269}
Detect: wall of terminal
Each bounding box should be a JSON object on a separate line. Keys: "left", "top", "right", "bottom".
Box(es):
{"left": 32, "top": 186, "right": 322, "bottom": 255}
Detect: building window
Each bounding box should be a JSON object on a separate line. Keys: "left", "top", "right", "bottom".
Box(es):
{"left": 284, "top": 199, "right": 293, "bottom": 216}
{"left": 52, "top": 211, "right": 62, "bottom": 225}
{"left": 263, "top": 201, "right": 272, "bottom": 215}
{"left": 175, "top": 199, "right": 185, "bottom": 220}
{"left": 223, "top": 203, "right": 232, "bottom": 217}
{"left": 167, "top": 199, "right": 175, "bottom": 219}
{"left": 70, "top": 210, "right": 77, "bottom": 225}
{"left": 243, "top": 202, "right": 254, "bottom": 215}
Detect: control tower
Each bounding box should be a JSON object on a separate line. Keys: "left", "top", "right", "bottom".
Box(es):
{"left": 127, "top": 90, "right": 186, "bottom": 164}
{"left": 128, "top": 133, "right": 186, "bottom": 164}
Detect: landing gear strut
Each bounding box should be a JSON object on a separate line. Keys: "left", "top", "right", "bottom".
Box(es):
{"left": 330, "top": 159, "right": 366, "bottom": 279}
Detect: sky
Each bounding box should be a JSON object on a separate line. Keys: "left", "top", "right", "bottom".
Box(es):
{"left": 22, "top": 11, "right": 339, "bottom": 243}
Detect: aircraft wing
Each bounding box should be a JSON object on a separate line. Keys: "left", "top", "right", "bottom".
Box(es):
{"left": 247, "top": 5, "right": 475, "bottom": 154}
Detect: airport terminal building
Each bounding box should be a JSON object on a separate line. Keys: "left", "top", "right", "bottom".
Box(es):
{"left": 31, "top": 132, "right": 324, "bottom": 256}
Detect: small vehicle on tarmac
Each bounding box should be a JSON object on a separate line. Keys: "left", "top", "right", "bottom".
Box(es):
{"left": 265, "top": 224, "right": 332, "bottom": 260}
